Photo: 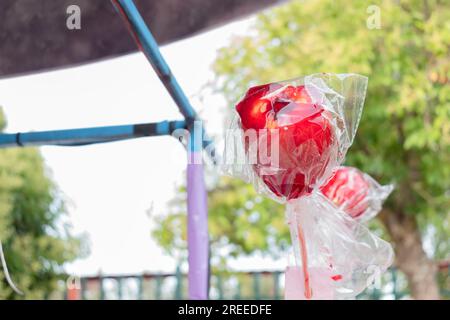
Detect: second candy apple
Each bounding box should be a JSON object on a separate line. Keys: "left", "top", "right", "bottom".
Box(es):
{"left": 320, "top": 166, "right": 370, "bottom": 218}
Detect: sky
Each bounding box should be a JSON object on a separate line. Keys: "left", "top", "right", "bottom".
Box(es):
{"left": 0, "top": 15, "right": 286, "bottom": 277}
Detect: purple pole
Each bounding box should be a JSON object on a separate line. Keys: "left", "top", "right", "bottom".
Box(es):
{"left": 186, "top": 124, "right": 209, "bottom": 299}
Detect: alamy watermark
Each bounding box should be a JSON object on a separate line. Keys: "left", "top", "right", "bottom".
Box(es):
{"left": 66, "top": 5, "right": 81, "bottom": 30}
{"left": 365, "top": 265, "right": 382, "bottom": 290}
{"left": 66, "top": 275, "right": 81, "bottom": 290}
{"left": 366, "top": 5, "right": 381, "bottom": 30}
{"left": 172, "top": 120, "right": 280, "bottom": 168}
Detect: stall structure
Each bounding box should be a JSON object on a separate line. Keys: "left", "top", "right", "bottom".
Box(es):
{"left": 0, "top": 0, "right": 229, "bottom": 299}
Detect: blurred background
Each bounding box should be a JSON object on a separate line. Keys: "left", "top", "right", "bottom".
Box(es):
{"left": 0, "top": 0, "right": 448, "bottom": 299}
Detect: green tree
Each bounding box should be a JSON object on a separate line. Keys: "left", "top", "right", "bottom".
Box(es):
{"left": 0, "top": 107, "right": 82, "bottom": 299}
{"left": 153, "top": 178, "right": 287, "bottom": 270}
{"left": 154, "top": 0, "right": 449, "bottom": 299}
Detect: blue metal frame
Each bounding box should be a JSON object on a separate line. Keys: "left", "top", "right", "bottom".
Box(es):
{"left": 0, "top": 0, "right": 214, "bottom": 155}
{"left": 0, "top": 0, "right": 213, "bottom": 300}
{"left": 112, "top": 0, "right": 214, "bottom": 155}
{"left": 112, "top": 0, "right": 197, "bottom": 122}
{"left": 111, "top": 0, "right": 211, "bottom": 299}
{"left": 0, "top": 121, "right": 186, "bottom": 147}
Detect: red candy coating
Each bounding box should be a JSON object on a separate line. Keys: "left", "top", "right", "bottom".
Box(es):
{"left": 320, "top": 167, "right": 370, "bottom": 218}
{"left": 236, "top": 83, "right": 337, "bottom": 200}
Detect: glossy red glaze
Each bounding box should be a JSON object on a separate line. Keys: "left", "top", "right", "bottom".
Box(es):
{"left": 236, "top": 83, "right": 337, "bottom": 199}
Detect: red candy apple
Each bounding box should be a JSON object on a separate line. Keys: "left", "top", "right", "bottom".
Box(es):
{"left": 236, "top": 83, "right": 337, "bottom": 200}
{"left": 320, "top": 166, "right": 370, "bottom": 218}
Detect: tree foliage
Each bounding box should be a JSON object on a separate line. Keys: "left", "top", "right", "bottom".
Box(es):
{"left": 213, "top": 0, "right": 449, "bottom": 258}
{"left": 153, "top": 178, "right": 288, "bottom": 268}
{"left": 0, "top": 107, "right": 81, "bottom": 299}
{"left": 153, "top": 0, "right": 449, "bottom": 297}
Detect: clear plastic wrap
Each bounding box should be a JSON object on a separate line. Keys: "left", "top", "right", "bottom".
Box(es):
{"left": 286, "top": 193, "right": 394, "bottom": 299}
{"left": 320, "top": 166, "right": 394, "bottom": 222}
{"left": 223, "top": 73, "right": 394, "bottom": 299}
{"left": 223, "top": 73, "right": 368, "bottom": 201}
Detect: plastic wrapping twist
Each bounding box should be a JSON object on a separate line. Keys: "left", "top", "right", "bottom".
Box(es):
{"left": 223, "top": 73, "right": 394, "bottom": 299}
{"left": 286, "top": 193, "right": 393, "bottom": 299}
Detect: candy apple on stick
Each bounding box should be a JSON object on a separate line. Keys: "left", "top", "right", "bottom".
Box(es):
{"left": 224, "top": 74, "right": 393, "bottom": 299}
{"left": 235, "top": 80, "right": 341, "bottom": 298}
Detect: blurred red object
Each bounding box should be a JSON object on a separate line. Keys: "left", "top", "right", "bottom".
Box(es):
{"left": 320, "top": 166, "right": 370, "bottom": 218}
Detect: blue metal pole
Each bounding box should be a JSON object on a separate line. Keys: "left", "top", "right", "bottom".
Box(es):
{"left": 113, "top": 0, "right": 197, "bottom": 122}
{"left": 0, "top": 120, "right": 186, "bottom": 148}
{"left": 112, "top": 0, "right": 212, "bottom": 300}
{"left": 112, "top": 0, "right": 215, "bottom": 156}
